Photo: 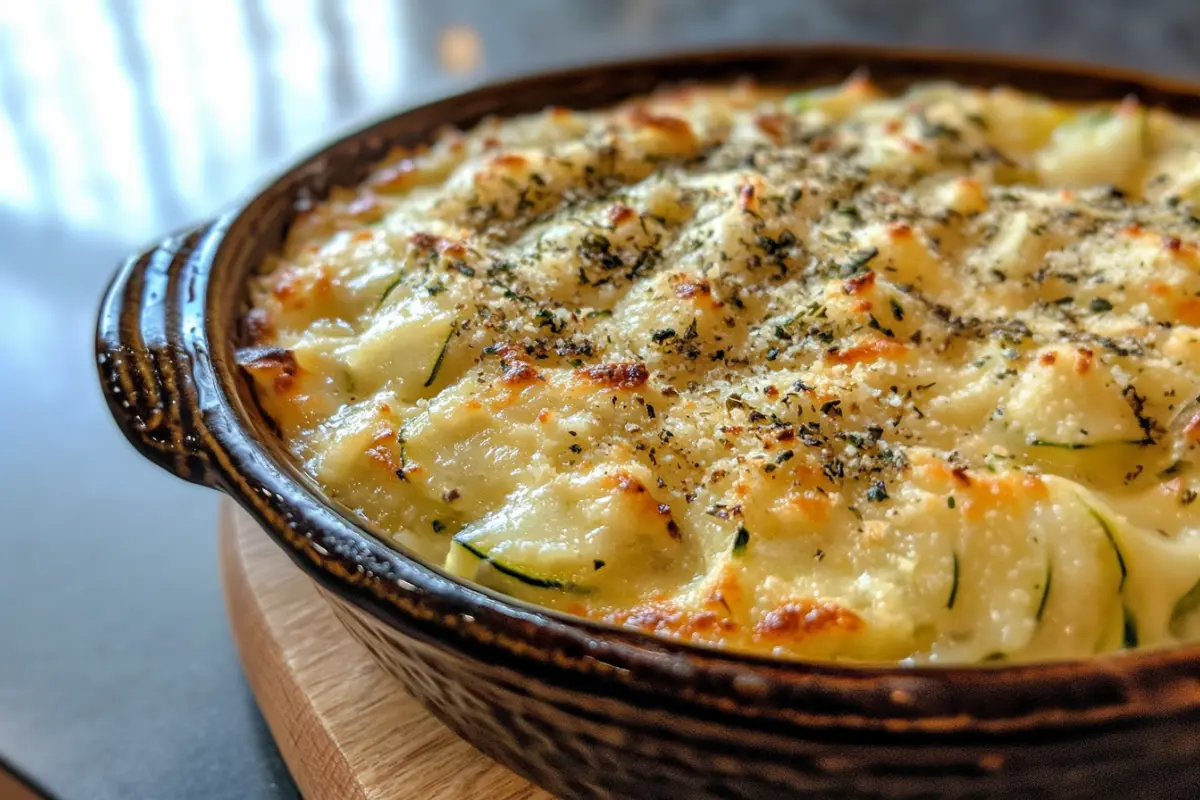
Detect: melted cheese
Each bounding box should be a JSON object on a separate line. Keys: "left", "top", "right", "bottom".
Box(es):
{"left": 242, "top": 77, "right": 1200, "bottom": 664}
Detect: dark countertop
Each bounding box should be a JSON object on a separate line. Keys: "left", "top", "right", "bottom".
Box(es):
{"left": 0, "top": 1, "right": 1194, "bottom": 798}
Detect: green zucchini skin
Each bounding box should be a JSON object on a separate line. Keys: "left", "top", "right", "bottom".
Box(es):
{"left": 1089, "top": 509, "right": 1127, "bottom": 591}
{"left": 731, "top": 526, "right": 750, "bottom": 557}
{"left": 947, "top": 552, "right": 960, "bottom": 610}
{"left": 423, "top": 323, "right": 456, "bottom": 387}
{"left": 1029, "top": 438, "right": 1093, "bottom": 450}
{"left": 452, "top": 539, "right": 586, "bottom": 592}
{"left": 1028, "top": 438, "right": 1146, "bottom": 450}
{"left": 1122, "top": 606, "right": 1139, "bottom": 649}
{"left": 377, "top": 273, "right": 405, "bottom": 308}
{"left": 1170, "top": 577, "right": 1200, "bottom": 638}
{"left": 1036, "top": 564, "right": 1053, "bottom": 623}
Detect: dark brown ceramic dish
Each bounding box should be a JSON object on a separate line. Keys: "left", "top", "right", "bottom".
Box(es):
{"left": 97, "top": 46, "right": 1200, "bottom": 799}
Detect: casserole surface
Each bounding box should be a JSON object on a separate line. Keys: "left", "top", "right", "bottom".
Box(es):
{"left": 242, "top": 75, "right": 1200, "bottom": 663}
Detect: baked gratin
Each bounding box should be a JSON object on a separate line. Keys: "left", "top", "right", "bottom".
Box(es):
{"left": 241, "top": 75, "right": 1200, "bottom": 664}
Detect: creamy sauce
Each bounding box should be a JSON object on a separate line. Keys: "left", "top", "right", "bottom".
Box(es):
{"left": 242, "top": 76, "right": 1200, "bottom": 663}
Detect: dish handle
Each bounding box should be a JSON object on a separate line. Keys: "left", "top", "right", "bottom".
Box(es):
{"left": 96, "top": 223, "right": 222, "bottom": 488}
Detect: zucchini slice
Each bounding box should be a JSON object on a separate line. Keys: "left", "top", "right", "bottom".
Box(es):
{"left": 377, "top": 273, "right": 405, "bottom": 309}
{"left": 442, "top": 466, "right": 684, "bottom": 601}
{"left": 1169, "top": 577, "right": 1200, "bottom": 639}
{"left": 1035, "top": 103, "right": 1147, "bottom": 192}
{"left": 984, "top": 88, "right": 1072, "bottom": 154}
{"left": 423, "top": 322, "right": 456, "bottom": 387}
{"left": 924, "top": 474, "right": 1113, "bottom": 662}
{"left": 1122, "top": 606, "right": 1139, "bottom": 649}
{"left": 1035, "top": 563, "right": 1053, "bottom": 623}
{"left": 784, "top": 75, "right": 878, "bottom": 119}
{"left": 999, "top": 477, "right": 1127, "bottom": 661}
{"left": 1073, "top": 492, "right": 1200, "bottom": 650}
{"left": 1028, "top": 438, "right": 1145, "bottom": 451}
{"left": 946, "top": 552, "right": 960, "bottom": 610}
{"left": 1008, "top": 349, "right": 1148, "bottom": 450}
{"left": 1089, "top": 508, "right": 1128, "bottom": 591}
{"left": 446, "top": 539, "right": 585, "bottom": 593}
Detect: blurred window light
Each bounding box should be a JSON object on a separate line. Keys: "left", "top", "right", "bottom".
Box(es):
{"left": 0, "top": 0, "right": 413, "bottom": 240}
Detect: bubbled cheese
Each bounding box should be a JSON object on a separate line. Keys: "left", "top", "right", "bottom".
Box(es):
{"left": 242, "top": 75, "right": 1200, "bottom": 663}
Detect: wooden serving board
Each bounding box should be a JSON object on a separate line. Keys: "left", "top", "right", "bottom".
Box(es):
{"left": 218, "top": 499, "right": 551, "bottom": 800}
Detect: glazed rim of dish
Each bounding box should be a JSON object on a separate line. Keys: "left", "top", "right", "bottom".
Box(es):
{"left": 98, "top": 46, "right": 1200, "bottom": 732}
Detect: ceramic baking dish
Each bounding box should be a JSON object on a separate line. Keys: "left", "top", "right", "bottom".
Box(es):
{"left": 97, "top": 46, "right": 1200, "bottom": 799}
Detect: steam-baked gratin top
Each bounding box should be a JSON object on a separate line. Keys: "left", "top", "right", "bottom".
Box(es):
{"left": 242, "top": 75, "right": 1200, "bottom": 664}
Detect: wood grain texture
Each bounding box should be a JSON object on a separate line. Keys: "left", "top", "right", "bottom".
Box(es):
{"left": 218, "top": 498, "right": 550, "bottom": 800}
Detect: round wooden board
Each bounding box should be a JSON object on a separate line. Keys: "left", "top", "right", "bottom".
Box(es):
{"left": 218, "top": 498, "right": 551, "bottom": 800}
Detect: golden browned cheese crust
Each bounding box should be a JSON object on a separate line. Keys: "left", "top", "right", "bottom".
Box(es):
{"left": 243, "top": 75, "right": 1200, "bottom": 664}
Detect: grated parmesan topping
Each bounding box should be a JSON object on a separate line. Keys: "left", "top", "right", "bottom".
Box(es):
{"left": 242, "top": 76, "right": 1200, "bottom": 663}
